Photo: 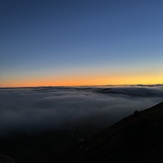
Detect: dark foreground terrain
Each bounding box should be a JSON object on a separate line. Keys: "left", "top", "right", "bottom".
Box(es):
{"left": 1, "top": 101, "right": 163, "bottom": 163}
{"left": 52, "top": 101, "right": 163, "bottom": 163}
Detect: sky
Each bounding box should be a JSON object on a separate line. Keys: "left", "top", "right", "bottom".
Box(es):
{"left": 0, "top": 0, "right": 163, "bottom": 87}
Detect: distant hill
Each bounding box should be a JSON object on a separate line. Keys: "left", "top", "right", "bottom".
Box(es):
{"left": 52, "top": 102, "right": 163, "bottom": 163}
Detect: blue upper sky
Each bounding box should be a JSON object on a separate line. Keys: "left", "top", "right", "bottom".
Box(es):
{"left": 0, "top": 0, "right": 163, "bottom": 86}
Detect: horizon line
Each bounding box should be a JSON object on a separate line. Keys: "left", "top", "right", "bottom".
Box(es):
{"left": 1, "top": 83, "right": 163, "bottom": 89}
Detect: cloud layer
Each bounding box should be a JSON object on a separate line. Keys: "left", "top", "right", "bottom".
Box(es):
{"left": 0, "top": 85, "right": 163, "bottom": 135}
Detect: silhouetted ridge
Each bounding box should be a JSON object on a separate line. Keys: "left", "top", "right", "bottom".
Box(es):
{"left": 51, "top": 101, "right": 163, "bottom": 163}
{"left": 149, "top": 101, "right": 163, "bottom": 109}
{"left": 1, "top": 101, "right": 163, "bottom": 163}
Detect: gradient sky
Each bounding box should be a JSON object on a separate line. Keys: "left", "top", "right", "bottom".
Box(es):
{"left": 0, "top": 0, "right": 163, "bottom": 87}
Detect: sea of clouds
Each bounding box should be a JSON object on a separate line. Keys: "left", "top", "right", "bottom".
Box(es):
{"left": 0, "top": 85, "right": 163, "bottom": 135}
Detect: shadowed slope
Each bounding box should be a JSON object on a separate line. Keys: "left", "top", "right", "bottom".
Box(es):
{"left": 52, "top": 101, "right": 163, "bottom": 163}
{"left": 0, "top": 155, "right": 15, "bottom": 163}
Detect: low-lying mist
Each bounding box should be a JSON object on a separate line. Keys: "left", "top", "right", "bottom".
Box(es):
{"left": 0, "top": 85, "right": 163, "bottom": 136}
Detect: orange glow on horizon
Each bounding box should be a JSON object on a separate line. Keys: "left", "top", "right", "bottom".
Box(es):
{"left": 0, "top": 73, "right": 163, "bottom": 87}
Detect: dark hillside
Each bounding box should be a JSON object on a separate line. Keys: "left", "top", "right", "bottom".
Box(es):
{"left": 52, "top": 102, "right": 163, "bottom": 163}
{"left": 1, "top": 102, "right": 163, "bottom": 163}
